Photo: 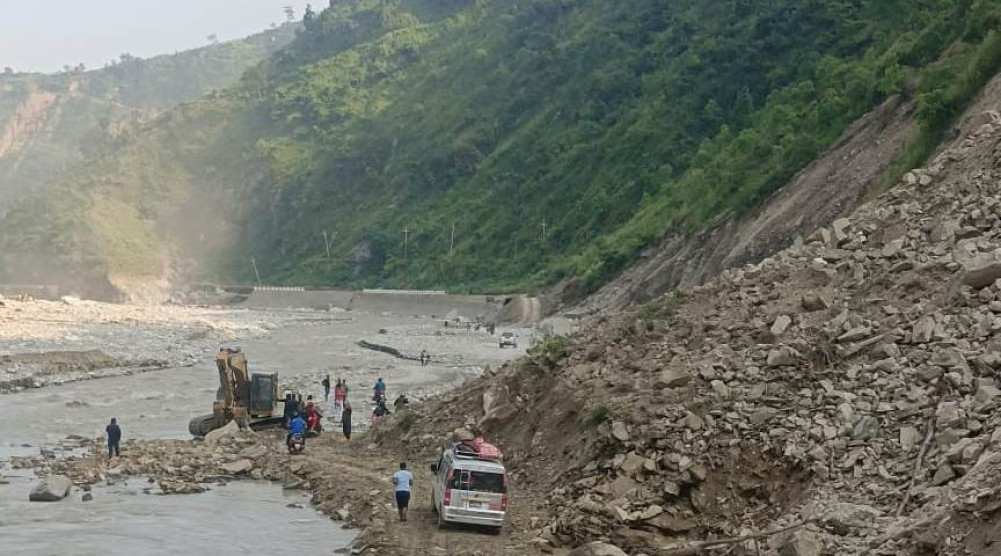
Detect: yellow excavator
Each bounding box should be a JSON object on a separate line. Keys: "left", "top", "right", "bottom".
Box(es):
{"left": 188, "top": 348, "right": 285, "bottom": 437}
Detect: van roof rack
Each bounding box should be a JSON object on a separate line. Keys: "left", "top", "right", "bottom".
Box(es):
{"left": 451, "top": 442, "right": 502, "bottom": 463}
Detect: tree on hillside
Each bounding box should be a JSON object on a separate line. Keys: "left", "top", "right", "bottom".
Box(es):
{"left": 3, "top": 67, "right": 12, "bottom": 75}
{"left": 207, "top": 34, "right": 219, "bottom": 45}
{"left": 304, "top": 4, "right": 316, "bottom": 26}
{"left": 284, "top": 5, "right": 296, "bottom": 23}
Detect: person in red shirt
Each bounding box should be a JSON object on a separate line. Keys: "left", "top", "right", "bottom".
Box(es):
{"left": 304, "top": 395, "right": 323, "bottom": 431}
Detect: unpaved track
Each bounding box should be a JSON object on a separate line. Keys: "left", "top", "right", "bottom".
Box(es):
{"left": 290, "top": 433, "right": 541, "bottom": 556}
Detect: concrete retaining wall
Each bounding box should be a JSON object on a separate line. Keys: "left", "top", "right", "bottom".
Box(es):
{"left": 239, "top": 289, "right": 504, "bottom": 320}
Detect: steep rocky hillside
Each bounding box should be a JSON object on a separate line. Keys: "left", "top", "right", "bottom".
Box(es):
{"left": 4, "top": 0, "right": 1001, "bottom": 298}
{"left": 0, "top": 25, "right": 296, "bottom": 207}
{"left": 374, "top": 81, "right": 1001, "bottom": 555}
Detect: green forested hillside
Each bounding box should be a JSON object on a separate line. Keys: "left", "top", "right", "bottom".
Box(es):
{"left": 4, "top": 0, "right": 1001, "bottom": 295}
{"left": 0, "top": 25, "right": 297, "bottom": 207}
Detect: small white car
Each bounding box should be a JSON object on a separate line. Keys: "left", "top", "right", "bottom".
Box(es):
{"left": 498, "top": 332, "right": 518, "bottom": 349}
{"left": 430, "top": 446, "right": 508, "bottom": 533}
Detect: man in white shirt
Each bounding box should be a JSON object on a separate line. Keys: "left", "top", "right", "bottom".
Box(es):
{"left": 392, "top": 461, "right": 413, "bottom": 522}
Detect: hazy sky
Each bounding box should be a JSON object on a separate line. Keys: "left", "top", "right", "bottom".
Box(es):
{"left": 0, "top": 0, "right": 315, "bottom": 73}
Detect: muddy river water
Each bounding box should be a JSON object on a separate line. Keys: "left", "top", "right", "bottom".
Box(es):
{"left": 0, "top": 308, "right": 527, "bottom": 555}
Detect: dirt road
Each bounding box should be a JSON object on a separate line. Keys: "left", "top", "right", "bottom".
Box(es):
{"left": 287, "top": 433, "right": 542, "bottom": 556}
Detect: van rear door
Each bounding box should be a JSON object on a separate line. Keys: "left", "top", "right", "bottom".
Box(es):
{"left": 450, "top": 469, "right": 507, "bottom": 512}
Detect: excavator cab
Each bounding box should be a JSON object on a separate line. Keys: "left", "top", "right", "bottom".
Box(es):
{"left": 189, "top": 348, "right": 284, "bottom": 437}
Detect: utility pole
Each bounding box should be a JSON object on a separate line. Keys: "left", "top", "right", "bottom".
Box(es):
{"left": 403, "top": 226, "right": 410, "bottom": 261}
{"left": 450, "top": 222, "right": 455, "bottom": 254}
{"left": 322, "top": 230, "right": 331, "bottom": 259}
{"left": 541, "top": 218, "right": 547, "bottom": 241}
{"left": 251, "top": 257, "right": 262, "bottom": 285}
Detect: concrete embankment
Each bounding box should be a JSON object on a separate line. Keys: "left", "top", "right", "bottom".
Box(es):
{"left": 237, "top": 288, "right": 510, "bottom": 321}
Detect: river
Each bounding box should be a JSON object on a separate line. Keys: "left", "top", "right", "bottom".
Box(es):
{"left": 0, "top": 307, "right": 526, "bottom": 555}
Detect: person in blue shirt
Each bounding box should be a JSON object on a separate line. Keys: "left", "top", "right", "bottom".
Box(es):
{"left": 286, "top": 412, "right": 307, "bottom": 449}
{"left": 392, "top": 462, "right": 413, "bottom": 522}
{"left": 373, "top": 378, "right": 387, "bottom": 402}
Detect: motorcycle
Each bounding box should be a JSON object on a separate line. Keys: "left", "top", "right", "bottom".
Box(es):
{"left": 287, "top": 433, "right": 305, "bottom": 455}
{"left": 306, "top": 422, "right": 323, "bottom": 438}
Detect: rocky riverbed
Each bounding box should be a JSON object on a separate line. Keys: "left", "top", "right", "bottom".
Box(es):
{"left": 0, "top": 297, "right": 347, "bottom": 392}
{"left": 0, "top": 298, "right": 535, "bottom": 555}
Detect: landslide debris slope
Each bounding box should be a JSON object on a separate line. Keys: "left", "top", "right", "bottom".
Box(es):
{"left": 375, "top": 93, "right": 1001, "bottom": 554}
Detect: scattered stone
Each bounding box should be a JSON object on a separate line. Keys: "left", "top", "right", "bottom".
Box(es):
{"left": 220, "top": 459, "right": 254, "bottom": 475}
{"left": 239, "top": 445, "right": 268, "bottom": 459}
{"left": 832, "top": 218, "right": 851, "bottom": 244}
{"left": 771, "top": 315, "right": 793, "bottom": 337}
{"left": 900, "top": 426, "right": 920, "bottom": 451}
{"left": 931, "top": 464, "right": 957, "bottom": 486}
{"left": 912, "top": 316, "right": 936, "bottom": 344}
{"left": 767, "top": 346, "right": 801, "bottom": 367}
{"left": 654, "top": 367, "right": 692, "bottom": 388}
{"left": 779, "top": 530, "right": 822, "bottom": 556}
{"left": 611, "top": 421, "right": 630, "bottom": 443}
{"left": 837, "top": 327, "right": 873, "bottom": 343}
{"left": 852, "top": 416, "right": 880, "bottom": 440}
{"left": 801, "top": 294, "right": 829, "bottom": 312}
{"left": 646, "top": 514, "right": 697, "bottom": 533}
{"left": 571, "top": 542, "right": 629, "bottom": 556}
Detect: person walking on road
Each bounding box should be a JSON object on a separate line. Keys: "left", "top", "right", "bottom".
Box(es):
{"left": 106, "top": 418, "right": 122, "bottom": 459}
{"left": 322, "top": 375, "right": 331, "bottom": 401}
{"left": 341, "top": 401, "right": 353, "bottom": 440}
{"left": 393, "top": 462, "right": 413, "bottom": 522}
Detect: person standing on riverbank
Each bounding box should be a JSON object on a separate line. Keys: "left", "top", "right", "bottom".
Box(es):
{"left": 393, "top": 462, "right": 413, "bottom": 522}
{"left": 106, "top": 418, "right": 121, "bottom": 459}
{"left": 322, "top": 375, "right": 331, "bottom": 401}
{"left": 341, "top": 401, "right": 353, "bottom": 440}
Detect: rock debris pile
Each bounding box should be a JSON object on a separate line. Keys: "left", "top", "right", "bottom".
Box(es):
{"left": 380, "top": 111, "right": 1001, "bottom": 555}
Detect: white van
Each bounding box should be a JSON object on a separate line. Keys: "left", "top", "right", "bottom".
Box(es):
{"left": 430, "top": 445, "right": 508, "bottom": 533}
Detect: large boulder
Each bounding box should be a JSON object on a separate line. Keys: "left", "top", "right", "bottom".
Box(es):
{"left": 204, "top": 419, "right": 241, "bottom": 446}
{"left": 29, "top": 475, "right": 72, "bottom": 502}
{"left": 220, "top": 459, "right": 254, "bottom": 475}
{"left": 963, "top": 252, "right": 1001, "bottom": 289}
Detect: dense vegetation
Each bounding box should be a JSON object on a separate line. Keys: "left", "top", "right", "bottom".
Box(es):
{"left": 4, "top": 0, "right": 1001, "bottom": 296}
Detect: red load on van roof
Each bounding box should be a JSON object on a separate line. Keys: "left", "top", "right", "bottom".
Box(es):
{"left": 455, "top": 436, "right": 503, "bottom": 461}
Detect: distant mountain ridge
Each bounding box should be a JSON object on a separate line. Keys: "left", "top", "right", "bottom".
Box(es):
{"left": 0, "top": 25, "right": 297, "bottom": 208}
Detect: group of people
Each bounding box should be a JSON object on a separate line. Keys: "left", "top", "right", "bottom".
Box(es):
{"left": 289, "top": 375, "right": 404, "bottom": 444}
{"left": 283, "top": 393, "right": 324, "bottom": 432}
{"left": 321, "top": 375, "right": 350, "bottom": 406}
